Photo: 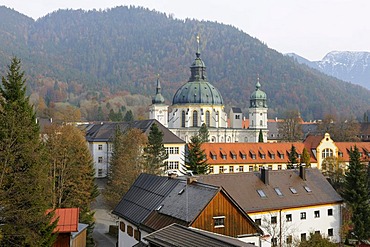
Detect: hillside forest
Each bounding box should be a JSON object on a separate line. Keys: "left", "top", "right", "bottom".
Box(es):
{"left": 0, "top": 6, "right": 369, "bottom": 122}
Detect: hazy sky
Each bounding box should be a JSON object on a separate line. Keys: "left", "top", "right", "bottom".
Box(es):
{"left": 1, "top": 0, "right": 369, "bottom": 61}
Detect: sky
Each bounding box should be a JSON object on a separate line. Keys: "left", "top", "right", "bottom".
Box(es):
{"left": 1, "top": 0, "right": 369, "bottom": 61}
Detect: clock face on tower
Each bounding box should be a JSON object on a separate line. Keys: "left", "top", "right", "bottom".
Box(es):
{"left": 258, "top": 101, "right": 263, "bottom": 107}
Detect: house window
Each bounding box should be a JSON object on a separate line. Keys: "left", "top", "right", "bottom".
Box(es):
{"left": 322, "top": 148, "right": 333, "bottom": 159}
{"left": 239, "top": 166, "right": 244, "bottom": 172}
{"left": 108, "top": 144, "right": 113, "bottom": 152}
{"left": 249, "top": 166, "right": 253, "bottom": 172}
{"left": 300, "top": 212, "right": 306, "bottom": 220}
{"left": 271, "top": 216, "right": 277, "bottom": 224}
{"left": 278, "top": 165, "right": 282, "bottom": 170}
{"left": 328, "top": 209, "right": 333, "bottom": 216}
{"left": 219, "top": 166, "right": 224, "bottom": 173}
{"left": 209, "top": 166, "right": 214, "bottom": 173}
{"left": 289, "top": 187, "right": 297, "bottom": 194}
{"left": 97, "top": 169, "right": 103, "bottom": 177}
{"left": 98, "top": 144, "right": 103, "bottom": 150}
{"left": 127, "top": 225, "right": 133, "bottom": 237}
{"left": 304, "top": 186, "right": 312, "bottom": 192}
{"left": 255, "top": 218, "right": 261, "bottom": 226}
{"left": 229, "top": 166, "right": 234, "bottom": 173}
{"left": 213, "top": 216, "right": 225, "bottom": 228}
{"left": 193, "top": 110, "right": 198, "bottom": 127}
{"left": 241, "top": 153, "right": 246, "bottom": 159}
{"left": 181, "top": 111, "right": 186, "bottom": 127}
{"left": 260, "top": 120, "right": 263, "bottom": 126}
{"left": 286, "top": 214, "right": 292, "bottom": 222}
{"left": 268, "top": 165, "right": 272, "bottom": 170}
{"left": 328, "top": 228, "right": 333, "bottom": 237}
{"left": 221, "top": 154, "right": 227, "bottom": 160}
{"left": 206, "top": 111, "right": 210, "bottom": 126}
{"left": 251, "top": 154, "right": 256, "bottom": 159}
{"left": 271, "top": 154, "right": 275, "bottom": 159}
{"left": 261, "top": 154, "right": 266, "bottom": 159}
{"left": 314, "top": 210, "right": 320, "bottom": 218}
{"left": 272, "top": 237, "right": 278, "bottom": 247}
{"left": 134, "top": 229, "right": 141, "bottom": 241}
{"left": 166, "top": 161, "right": 179, "bottom": 170}
{"left": 286, "top": 235, "right": 292, "bottom": 244}
{"left": 98, "top": 157, "right": 103, "bottom": 163}
{"left": 165, "top": 147, "right": 179, "bottom": 154}
{"left": 315, "top": 230, "right": 320, "bottom": 235}
{"left": 120, "top": 222, "right": 125, "bottom": 232}
{"left": 301, "top": 233, "right": 307, "bottom": 241}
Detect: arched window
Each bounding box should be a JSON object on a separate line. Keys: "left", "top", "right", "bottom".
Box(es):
{"left": 260, "top": 120, "right": 263, "bottom": 126}
{"left": 193, "top": 110, "right": 198, "bottom": 127}
{"left": 206, "top": 111, "right": 210, "bottom": 126}
{"left": 181, "top": 111, "right": 186, "bottom": 127}
{"left": 322, "top": 148, "right": 333, "bottom": 159}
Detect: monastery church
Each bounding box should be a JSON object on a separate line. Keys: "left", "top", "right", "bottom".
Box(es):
{"left": 149, "top": 39, "right": 268, "bottom": 143}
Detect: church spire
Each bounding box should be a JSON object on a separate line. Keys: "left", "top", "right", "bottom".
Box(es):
{"left": 189, "top": 34, "right": 207, "bottom": 82}
{"left": 152, "top": 75, "right": 165, "bottom": 104}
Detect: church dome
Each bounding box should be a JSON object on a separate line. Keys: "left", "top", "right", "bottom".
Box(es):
{"left": 172, "top": 43, "right": 224, "bottom": 105}
{"left": 250, "top": 81, "right": 267, "bottom": 100}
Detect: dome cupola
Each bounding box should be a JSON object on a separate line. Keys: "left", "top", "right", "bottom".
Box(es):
{"left": 152, "top": 77, "right": 165, "bottom": 104}
{"left": 250, "top": 78, "right": 267, "bottom": 108}
{"left": 172, "top": 36, "right": 224, "bottom": 105}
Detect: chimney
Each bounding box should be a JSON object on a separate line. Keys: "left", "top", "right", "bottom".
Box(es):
{"left": 187, "top": 176, "right": 197, "bottom": 184}
{"left": 261, "top": 167, "right": 269, "bottom": 185}
{"left": 300, "top": 164, "right": 306, "bottom": 181}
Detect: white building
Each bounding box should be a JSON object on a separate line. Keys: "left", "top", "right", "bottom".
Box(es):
{"left": 149, "top": 39, "right": 268, "bottom": 143}
{"left": 199, "top": 167, "right": 343, "bottom": 247}
{"left": 82, "top": 119, "right": 186, "bottom": 177}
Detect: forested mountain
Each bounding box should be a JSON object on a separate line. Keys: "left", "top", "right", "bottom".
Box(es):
{"left": 0, "top": 5, "right": 369, "bottom": 121}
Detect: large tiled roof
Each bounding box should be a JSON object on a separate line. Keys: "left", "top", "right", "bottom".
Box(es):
{"left": 202, "top": 142, "right": 316, "bottom": 165}
{"left": 335, "top": 142, "right": 370, "bottom": 162}
{"left": 198, "top": 168, "right": 342, "bottom": 213}
{"left": 112, "top": 174, "right": 181, "bottom": 225}
{"left": 144, "top": 223, "right": 255, "bottom": 247}
{"left": 84, "top": 119, "right": 185, "bottom": 144}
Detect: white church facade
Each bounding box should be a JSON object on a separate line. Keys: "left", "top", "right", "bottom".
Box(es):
{"left": 149, "top": 39, "right": 269, "bottom": 143}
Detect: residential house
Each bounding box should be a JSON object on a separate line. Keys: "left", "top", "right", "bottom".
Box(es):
{"left": 112, "top": 173, "right": 263, "bottom": 247}
{"left": 142, "top": 223, "right": 257, "bottom": 247}
{"left": 198, "top": 167, "right": 343, "bottom": 247}
{"left": 51, "top": 208, "right": 88, "bottom": 247}
{"left": 81, "top": 119, "right": 186, "bottom": 177}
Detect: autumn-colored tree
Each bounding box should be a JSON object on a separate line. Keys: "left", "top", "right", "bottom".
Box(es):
{"left": 278, "top": 110, "right": 303, "bottom": 142}
{"left": 104, "top": 127, "right": 147, "bottom": 209}
{"left": 44, "top": 124, "right": 98, "bottom": 246}
{"left": 0, "top": 57, "right": 57, "bottom": 246}
{"left": 143, "top": 123, "right": 168, "bottom": 175}
{"left": 317, "top": 114, "right": 360, "bottom": 142}
{"left": 322, "top": 156, "right": 345, "bottom": 193}
{"left": 298, "top": 232, "right": 336, "bottom": 247}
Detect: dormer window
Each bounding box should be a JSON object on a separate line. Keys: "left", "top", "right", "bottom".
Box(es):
{"left": 210, "top": 151, "right": 217, "bottom": 160}
{"left": 240, "top": 151, "right": 247, "bottom": 160}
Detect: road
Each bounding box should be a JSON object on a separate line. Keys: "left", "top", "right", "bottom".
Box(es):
{"left": 92, "top": 178, "right": 118, "bottom": 247}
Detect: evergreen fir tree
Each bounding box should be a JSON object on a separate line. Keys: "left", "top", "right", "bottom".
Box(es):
{"left": 287, "top": 144, "right": 298, "bottom": 169}
{"left": 300, "top": 148, "right": 311, "bottom": 167}
{"left": 143, "top": 123, "right": 168, "bottom": 175}
{"left": 124, "top": 110, "right": 134, "bottom": 122}
{"left": 185, "top": 135, "right": 208, "bottom": 175}
{"left": 198, "top": 123, "right": 209, "bottom": 143}
{"left": 0, "top": 57, "right": 57, "bottom": 246}
{"left": 258, "top": 129, "right": 264, "bottom": 143}
{"left": 342, "top": 146, "right": 370, "bottom": 240}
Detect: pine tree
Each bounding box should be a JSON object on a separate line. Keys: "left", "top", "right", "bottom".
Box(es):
{"left": 44, "top": 124, "right": 98, "bottom": 246}
{"left": 124, "top": 110, "right": 134, "bottom": 122}
{"left": 0, "top": 57, "right": 57, "bottom": 246}
{"left": 287, "top": 144, "right": 298, "bottom": 169}
{"left": 300, "top": 148, "right": 311, "bottom": 167}
{"left": 198, "top": 123, "right": 209, "bottom": 143}
{"left": 185, "top": 135, "right": 208, "bottom": 175}
{"left": 104, "top": 127, "right": 147, "bottom": 209}
{"left": 342, "top": 146, "right": 370, "bottom": 240}
{"left": 258, "top": 129, "right": 264, "bottom": 143}
{"left": 143, "top": 123, "right": 168, "bottom": 175}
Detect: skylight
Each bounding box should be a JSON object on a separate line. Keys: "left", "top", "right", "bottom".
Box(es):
{"left": 257, "top": 189, "right": 267, "bottom": 198}
{"left": 289, "top": 187, "right": 297, "bottom": 194}
{"left": 304, "top": 186, "right": 312, "bottom": 192}
{"left": 274, "top": 187, "right": 283, "bottom": 196}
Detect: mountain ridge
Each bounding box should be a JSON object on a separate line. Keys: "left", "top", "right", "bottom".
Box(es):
{"left": 0, "top": 5, "right": 369, "bottom": 121}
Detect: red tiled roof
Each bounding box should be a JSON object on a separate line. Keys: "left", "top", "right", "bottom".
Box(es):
{"left": 52, "top": 208, "right": 79, "bottom": 233}
{"left": 335, "top": 142, "right": 370, "bottom": 162}
{"left": 303, "top": 134, "right": 324, "bottom": 149}
{"left": 201, "top": 142, "right": 316, "bottom": 165}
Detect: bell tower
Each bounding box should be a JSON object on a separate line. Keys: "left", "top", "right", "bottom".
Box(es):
{"left": 249, "top": 78, "right": 268, "bottom": 130}
{"left": 149, "top": 76, "right": 168, "bottom": 127}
